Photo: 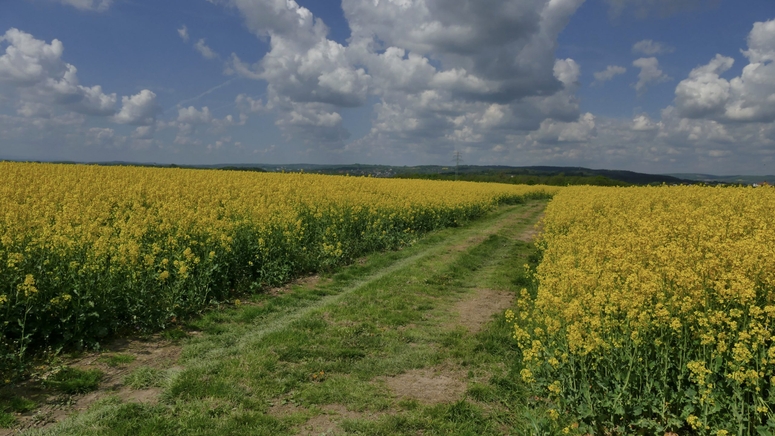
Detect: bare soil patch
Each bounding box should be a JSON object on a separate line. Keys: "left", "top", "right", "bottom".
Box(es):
{"left": 296, "top": 405, "right": 367, "bottom": 436}
{"left": 269, "top": 402, "right": 382, "bottom": 436}
{"left": 1, "top": 337, "right": 181, "bottom": 435}
{"left": 269, "top": 274, "right": 328, "bottom": 296}
{"left": 384, "top": 367, "right": 466, "bottom": 405}
{"left": 517, "top": 212, "right": 545, "bottom": 243}
{"left": 448, "top": 203, "right": 542, "bottom": 253}
{"left": 451, "top": 288, "right": 514, "bottom": 334}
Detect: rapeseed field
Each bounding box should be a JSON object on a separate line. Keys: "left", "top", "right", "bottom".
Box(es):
{"left": 0, "top": 162, "right": 555, "bottom": 372}
{"left": 509, "top": 185, "right": 775, "bottom": 434}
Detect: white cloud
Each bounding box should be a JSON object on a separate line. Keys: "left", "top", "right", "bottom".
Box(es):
{"left": 218, "top": 0, "right": 372, "bottom": 142}
{"left": 633, "top": 57, "right": 671, "bottom": 95}
{"left": 86, "top": 127, "right": 115, "bottom": 146}
{"left": 198, "top": 0, "right": 774, "bottom": 172}
{"left": 674, "top": 54, "right": 733, "bottom": 119}
{"left": 531, "top": 112, "right": 597, "bottom": 144}
{"left": 73, "top": 84, "right": 117, "bottom": 115}
{"left": 211, "top": 113, "right": 246, "bottom": 129}
{"left": 0, "top": 28, "right": 117, "bottom": 116}
{"left": 675, "top": 18, "right": 775, "bottom": 123}
{"left": 0, "top": 28, "right": 65, "bottom": 85}
{"left": 554, "top": 58, "right": 581, "bottom": 87}
{"left": 178, "top": 25, "right": 190, "bottom": 42}
{"left": 659, "top": 106, "right": 735, "bottom": 144}
{"left": 477, "top": 104, "right": 508, "bottom": 129}
{"left": 429, "top": 68, "right": 499, "bottom": 95}
{"left": 169, "top": 105, "right": 246, "bottom": 146}
{"left": 593, "top": 65, "right": 627, "bottom": 85}
{"left": 51, "top": 0, "right": 113, "bottom": 12}
{"left": 207, "top": 137, "right": 231, "bottom": 152}
{"left": 358, "top": 47, "right": 436, "bottom": 94}
{"left": 235, "top": 94, "right": 267, "bottom": 113}
{"left": 215, "top": 0, "right": 586, "bottom": 147}
{"left": 256, "top": 37, "right": 370, "bottom": 107}
{"left": 113, "top": 90, "right": 159, "bottom": 125}
{"left": 273, "top": 99, "right": 350, "bottom": 144}
{"left": 344, "top": 0, "right": 585, "bottom": 101}
{"left": 744, "top": 19, "right": 775, "bottom": 63}
{"left": 17, "top": 102, "right": 51, "bottom": 118}
{"left": 227, "top": 53, "right": 262, "bottom": 80}
{"left": 132, "top": 125, "right": 155, "bottom": 139}
{"left": 631, "top": 114, "right": 659, "bottom": 131}
{"left": 177, "top": 105, "right": 213, "bottom": 124}
{"left": 632, "top": 39, "right": 675, "bottom": 55}
{"left": 477, "top": 105, "right": 774, "bottom": 174}
{"left": 194, "top": 39, "right": 218, "bottom": 60}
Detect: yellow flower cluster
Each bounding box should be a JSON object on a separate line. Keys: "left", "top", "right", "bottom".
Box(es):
{"left": 0, "top": 162, "right": 556, "bottom": 368}
{"left": 511, "top": 185, "right": 775, "bottom": 433}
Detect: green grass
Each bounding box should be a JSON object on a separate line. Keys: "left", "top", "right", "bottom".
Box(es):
{"left": 98, "top": 354, "right": 136, "bottom": 368}
{"left": 0, "top": 410, "right": 15, "bottom": 428}
{"left": 160, "top": 328, "right": 189, "bottom": 342}
{"left": 0, "top": 393, "right": 37, "bottom": 428}
{"left": 123, "top": 367, "right": 167, "bottom": 390}
{"left": 44, "top": 367, "right": 103, "bottom": 395}
{"left": 24, "top": 201, "right": 574, "bottom": 435}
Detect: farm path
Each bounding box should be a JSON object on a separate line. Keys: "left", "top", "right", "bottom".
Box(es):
{"left": 16, "top": 200, "right": 547, "bottom": 436}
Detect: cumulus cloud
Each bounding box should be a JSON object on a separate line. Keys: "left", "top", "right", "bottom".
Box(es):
{"left": 631, "top": 114, "right": 660, "bottom": 131}
{"left": 17, "top": 102, "right": 51, "bottom": 118}
{"left": 217, "top": 0, "right": 371, "bottom": 142}
{"left": 530, "top": 113, "right": 597, "bottom": 144}
{"left": 177, "top": 105, "right": 213, "bottom": 124}
{"left": 235, "top": 94, "right": 267, "bottom": 113}
{"left": 0, "top": 28, "right": 117, "bottom": 115}
{"left": 270, "top": 98, "right": 350, "bottom": 144}
{"left": 0, "top": 28, "right": 66, "bottom": 85}
{"left": 744, "top": 19, "right": 775, "bottom": 63}
{"left": 51, "top": 0, "right": 113, "bottom": 12}
{"left": 659, "top": 106, "right": 735, "bottom": 145}
{"left": 633, "top": 57, "right": 671, "bottom": 95}
{"left": 554, "top": 58, "right": 581, "bottom": 87}
{"left": 204, "top": 0, "right": 772, "bottom": 173}
{"left": 632, "top": 39, "right": 675, "bottom": 55}
{"left": 348, "top": 55, "right": 584, "bottom": 159}
{"left": 178, "top": 25, "right": 190, "bottom": 42}
{"left": 675, "top": 18, "right": 775, "bottom": 123}
{"left": 194, "top": 39, "right": 218, "bottom": 60}
{"left": 132, "top": 125, "right": 155, "bottom": 139}
{"left": 674, "top": 54, "right": 733, "bottom": 119}
{"left": 593, "top": 65, "right": 627, "bottom": 85}
{"left": 257, "top": 37, "right": 370, "bottom": 107}
{"left": 475, "top": 104, "right": 773, "bottom": 173}
{"left": 357, "top": 47, "right": 436, "bottom": 94}
{"left": 213, "top": 0, "right": 586, "bottom": 148}
{"left": 344, "top": 0, "right": 584, "bottom": 102}
{"left": 168, "top": 105, "right": 246, "bottom": 146}
{"left": 113, "top": 90, "right": 159, "bottom": 125}
{"left": 0, "top": 110, "right": 120, "bottom": 159}
{"left": 86, "top": 127, "right": 116, "bottom": 147}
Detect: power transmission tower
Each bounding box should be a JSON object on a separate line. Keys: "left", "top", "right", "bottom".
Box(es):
{"left": 453, "top": 150, "right": 463, "bottom": 181}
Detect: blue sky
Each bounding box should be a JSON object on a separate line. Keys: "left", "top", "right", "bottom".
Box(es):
{"left": 0, "top": 0, "right": 774, "bottom": 174}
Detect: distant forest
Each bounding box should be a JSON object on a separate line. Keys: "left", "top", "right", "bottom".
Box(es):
{"left": 394, "top": 172, "right": 627, "bottom": 186}
{"left": 10, "top": 160, "right": 700, "bottom": 186}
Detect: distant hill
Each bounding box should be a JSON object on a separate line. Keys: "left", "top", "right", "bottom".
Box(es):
{"left": 392, "top": 166, "right": 699, "bottom": 186}
{"left": 1, "top": 159, "right": 727, "bottom": 186}
{"left": 228, "top": 164, "right": 691, "bottom": 185}
{"left": 667, "top": 174, "right": 775, "bottom": 185}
